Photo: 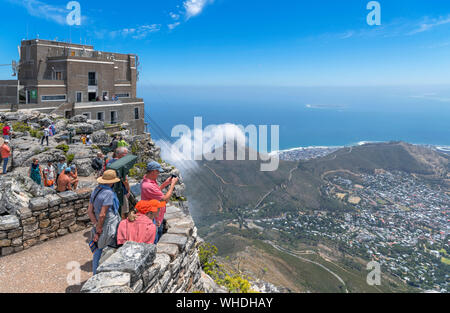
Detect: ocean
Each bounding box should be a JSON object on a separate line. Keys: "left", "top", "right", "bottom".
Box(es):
{"left": 141, "top": 85, "right": 450, "bottom": 151}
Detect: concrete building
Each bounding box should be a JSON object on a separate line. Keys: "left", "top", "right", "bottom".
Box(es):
{"left": 0, "top": 39, "right": 146, "bottom": 134}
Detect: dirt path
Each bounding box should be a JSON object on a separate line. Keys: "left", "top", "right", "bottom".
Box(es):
{"left": 0, "top": 230, "right": 93, "bottom": 293}
{"left": 267, "top": 241, "right": 349, "bottom": 293}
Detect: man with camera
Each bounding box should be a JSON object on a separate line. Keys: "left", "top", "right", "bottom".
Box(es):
{"left": 141, "top": 161, "right": 179, "bottom": 243}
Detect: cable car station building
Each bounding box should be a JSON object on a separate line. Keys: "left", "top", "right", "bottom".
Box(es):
{"left": 0, "top": 39, "right": 146, "bottom": 135}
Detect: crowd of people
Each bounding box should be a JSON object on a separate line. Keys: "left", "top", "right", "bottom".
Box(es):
{"left": 2, "top": 123, "right": 178, "bottom": 275}
{"left": 88, "top": 158, "right": 179, "bottom": 274}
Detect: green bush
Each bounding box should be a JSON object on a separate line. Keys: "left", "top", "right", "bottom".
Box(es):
{"left": 56, "top": 144, "right": 70, "bottom": 153}
{"left": 66, "top": 153, "right": 75, "bottom": 164}
{"left": 30, "top": 129, "right": 43, "bottom": 138}
{"left": 198, "top": 242, "right": 255, "bottom": 293}
{"left": 12, "top": 121, "right": 31, "bottom": 132}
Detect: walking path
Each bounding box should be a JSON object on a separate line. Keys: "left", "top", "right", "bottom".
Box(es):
{"left": 0, "top": 230, "right": 93, "bottom": 293}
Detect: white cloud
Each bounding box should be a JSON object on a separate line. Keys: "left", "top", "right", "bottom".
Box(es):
{"left": 8, "top": 0, "right": 68, "bottom": 25}
{"left": 110, "top": 24, "right": 161, "bottom": 39}
{"left": 408, "top": 15, "right": 450, "bottom": 35}
{"left": 168, "top": 22, "right": 181, "bottom": 30}
{"left": 183, "top": 0, "right": 214, "bottom": 20}
{"left": 169, "top": 12, "right": 180, "bottom": 20}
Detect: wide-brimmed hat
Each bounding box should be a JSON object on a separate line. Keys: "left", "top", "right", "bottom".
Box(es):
{"left": 97, "top": 170, "right": 121, "bottom": 184}
{"left": 135, "top": 200, "right": 166, "bottom": 214}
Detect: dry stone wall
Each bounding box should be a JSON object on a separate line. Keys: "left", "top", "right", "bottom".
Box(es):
{"left": 0, "top": 188, "right": 93, "bottom": 256}
{"left": 81, "top": 205, "right": 208, "bottom": 293}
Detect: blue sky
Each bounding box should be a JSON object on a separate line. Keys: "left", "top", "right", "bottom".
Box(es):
{"left": 1, "top": 0, "right": 450, "bottom": 86}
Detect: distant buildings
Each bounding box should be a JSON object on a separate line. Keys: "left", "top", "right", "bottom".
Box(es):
{"left": 0, "top": 39, "right": 145, "bottom": 134}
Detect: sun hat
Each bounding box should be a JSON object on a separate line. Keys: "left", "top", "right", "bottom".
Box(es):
{"left": 135, "top": 200, "right": 166, "bottom": 214}
{"left": 147, "top": 161, "right": 164, "bottom": 173}
{"left": 97, "top": 169, "right": 121, "bottom": 184}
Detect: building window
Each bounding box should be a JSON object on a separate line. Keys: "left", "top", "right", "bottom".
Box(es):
{"left": 76, "top": 91, "right": 82, "bottom": 103}
{"left": 55, "top": 71, "right": 63, "bottom": 80}
{"left": 116, "top": 93, "right": 130, "bottom": 98}
{"left": 88, "top": 72, "right": 97, "bottom": 86}
{"left": 134, "top": 107, "right": 139, "bottom": 120}
{"left": 110, "top": 111, "right": 118, "bottom": 124}
{"left": 82, "top": 112, "right": 91, "bottom": 120}
{"left": 41, "top": 95, "right": 67, "bottom": 101}
{"left": 97, "top": 112, "right": 105, "bottom": 121}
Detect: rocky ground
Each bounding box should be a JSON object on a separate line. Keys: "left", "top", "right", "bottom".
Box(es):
{"left": 0, "top": 109, "right": 185, "bottom": 217}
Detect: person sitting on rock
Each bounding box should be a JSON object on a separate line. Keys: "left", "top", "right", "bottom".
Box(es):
{"left": 141, "top": 161, "right": 179, "bottom": 243}
{"left": 29, "top": 158, "right": 43, "bottom": 185}
{"left": 116, "top": 200, "right": 165, "bottom": 246}
{"left": 43, "top": 160, "right": 56, "bottom": 189}
{"left": 56, "top": 157, "right": 67, "bottom": 181}
{"left": 57, "top": 167, "right": 78, "bottom": 192}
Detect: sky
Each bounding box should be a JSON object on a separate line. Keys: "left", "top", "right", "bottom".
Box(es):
{"left": 1, "top": 0, "right": 450, "bottom": 86}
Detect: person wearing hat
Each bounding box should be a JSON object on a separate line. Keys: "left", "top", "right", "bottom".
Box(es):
{"left": 141, "top": 161, "right": 179, "bottom": 243}
{"left": 87, "top": 170, "right": 122, "bottom": 274}
{"left": 0, "top": 139, "right": 11, "bottom": 174}
{"left": 56, "top": 167, "right": 79, "bottom": 192}
{"left": 116, "top": 199, "right": 166, "bottom": 246}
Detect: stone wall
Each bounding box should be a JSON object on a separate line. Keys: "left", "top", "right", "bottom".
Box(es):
{"left": 0, "top": 188, "right": 93, "bottom": 256}
{"left": 80, "top": 205, "right": 208, "bottom": 293}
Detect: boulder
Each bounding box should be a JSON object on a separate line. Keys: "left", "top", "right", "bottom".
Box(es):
{"left": 72, "top": 158, "right": 94, "bottom": 177}
{"left": 80, "top": 271, "right": 131, "bottom": 293}
{"left": 72, "top": 123, "right": 94, "bottom": 134}
{"left": 70, "top": 115, "right": 88, "bottom": 123}
{"left": 97, "top": 242, "right": 156, "bottom": 285}
{"left": 91, "top": 130, "right": 110, "bottom": 144}
{"left": 87, "top": 120, "right": 104, "bottom": 131}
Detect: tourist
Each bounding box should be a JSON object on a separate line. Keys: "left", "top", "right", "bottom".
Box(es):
{"left": 40, "top": 126, "right": 49, "bottom": 146}
{"left": 2, "top": 123, "right": 11, "bottom": 140}
{"left": 48, "top": 125, "right": 53, "bottom": 137}
{"left": 81, "top": 134, "right": 87, "bottom": 145}
{"left": 87, "top": 170, "right": 121, "bottom": 275}
{"left": 117, "top": 137, "right": 129, "bottom": 148}
{"left": 86, "top": 135, "right": 92, "bottom": 145}
{"left": 109, "top": 147, "right": 131, "bottom": 219}
{"left": 141, "top": 161, "right": 179, "bottom": 243}
{"left": 43, "top": 160, "right": 57, "bottom": 189}
{"left": 116, "top": 200, "right": 166, "bottom": 246}
{"left": 69, "top": 164, "right": 79, "bottom": 190}
{"left": 0, "top": 139, "right": 11, "bottom": 174}
{"left": 56, "top": 167, "right": 79, "bottom": 192}
{"left": 29, "top": 158, "right": 43, "bottom": 185}
{"left": 92, "top": 152, "right": 104, "bottom": 177}
{"left": 109, "top": 135, "right": 119, "bottom": 152}
{"left": 50, "top": 123, "right": 56, "bottom": 136}
{"left": 56, "top": 157, "right": 67, "bottom": 181}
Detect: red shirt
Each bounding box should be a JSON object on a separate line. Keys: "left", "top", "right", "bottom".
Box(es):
{"left": 3, "top": 126, "right": 10, "bottom": 136}
{"left": 141, "top": 178, "right": 166, "bottom": 224}
{"left": 0, "top": 144, "right": 10, "bottom": 159}
{"left": 117, "top": 213, "right": 156, "bottom": 245}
